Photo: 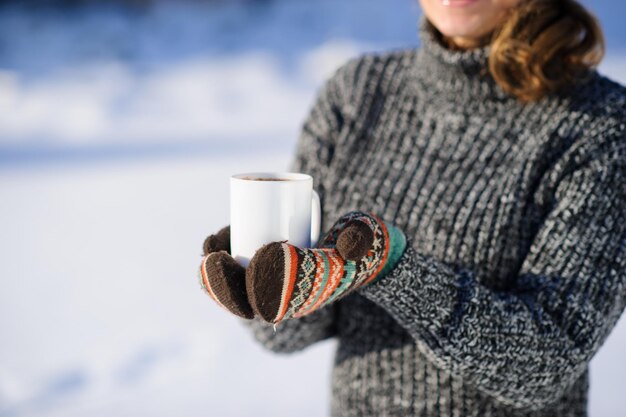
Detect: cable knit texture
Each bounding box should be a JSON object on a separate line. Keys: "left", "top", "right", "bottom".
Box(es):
{"left": 244, "top": 17, "right": 626, "bottom": 417}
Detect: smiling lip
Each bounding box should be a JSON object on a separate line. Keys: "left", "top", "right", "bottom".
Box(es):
{"left": 440, "top": 0, "right": 480, "bottom": 6}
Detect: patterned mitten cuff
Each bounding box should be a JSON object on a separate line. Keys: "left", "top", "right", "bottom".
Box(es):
{"left": 246, "top": 211, "right": 406, "bottom": 323}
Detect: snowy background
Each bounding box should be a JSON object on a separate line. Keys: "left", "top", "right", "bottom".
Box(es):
{"left": 0, "top": 1, "right": 624, "bottom": 416}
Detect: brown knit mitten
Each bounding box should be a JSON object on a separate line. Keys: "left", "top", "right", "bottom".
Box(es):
{"left": 246, "top": 211, "right": 406, "bottom": 324}
{"left": 199, "top": 226, "right": 254, "bottom": 319}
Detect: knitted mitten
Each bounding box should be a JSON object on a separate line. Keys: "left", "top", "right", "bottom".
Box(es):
{"left": 199, "top": 226, "right": 254, "bottom": 319}
{"left": 246, "top": 211, "right": 406, "bottom": 324}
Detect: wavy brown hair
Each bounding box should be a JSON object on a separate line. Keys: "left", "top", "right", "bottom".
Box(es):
{"left": 486, "top": 0, "right": 605, "bottom": 102}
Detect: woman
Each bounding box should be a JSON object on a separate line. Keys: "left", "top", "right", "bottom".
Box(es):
{"left": 199, "top": 0, "right": 626, "bottom": 415}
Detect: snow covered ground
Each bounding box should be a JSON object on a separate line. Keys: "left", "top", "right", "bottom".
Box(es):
{"left": 0, "top": 1, "right": 625, "bottom": 416}
{"left": 0, "top": 152, "right": 339, "bottom": 417}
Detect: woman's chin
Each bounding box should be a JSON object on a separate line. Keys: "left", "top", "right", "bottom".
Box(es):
{"left": 421, "top": 0, "right": 512, "bottom": 44}
{"left": 430, "top": 14, "right": 496, "bottom": 45}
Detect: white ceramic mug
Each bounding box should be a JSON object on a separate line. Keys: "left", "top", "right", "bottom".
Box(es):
{"left": 230, "top": 172, "right": 321, "bottom": 267}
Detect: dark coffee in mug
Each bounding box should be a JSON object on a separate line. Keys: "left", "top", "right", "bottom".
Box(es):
{"left": 240, "top": 177, "right": 289, "bottom": 181}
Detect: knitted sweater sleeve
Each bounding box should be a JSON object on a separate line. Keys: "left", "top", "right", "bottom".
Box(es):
{"left": 243, "top": 61, "right": 355, "bottom": 353}
{"left": 360, "top": 145, "right": 626, "bottom": 409}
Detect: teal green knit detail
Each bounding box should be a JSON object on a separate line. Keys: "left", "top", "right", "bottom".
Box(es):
{"left": 326, "top": 261, "right": 357, "bottom": 305}
{"left": 371, "top": 223, "right": 406, "bottom": 284}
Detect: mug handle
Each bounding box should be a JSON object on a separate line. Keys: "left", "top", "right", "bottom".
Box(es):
{"left": 310, "top": 190, "right": 321, "bottom": 247}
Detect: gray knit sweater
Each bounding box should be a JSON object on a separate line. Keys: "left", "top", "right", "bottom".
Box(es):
{"left": 246, "top": 18, "right": 626, "bottom": 417}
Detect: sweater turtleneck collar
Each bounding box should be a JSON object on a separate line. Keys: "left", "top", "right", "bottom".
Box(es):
{"left": 410, "top": 15, "right": 511, "bottom": 102}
